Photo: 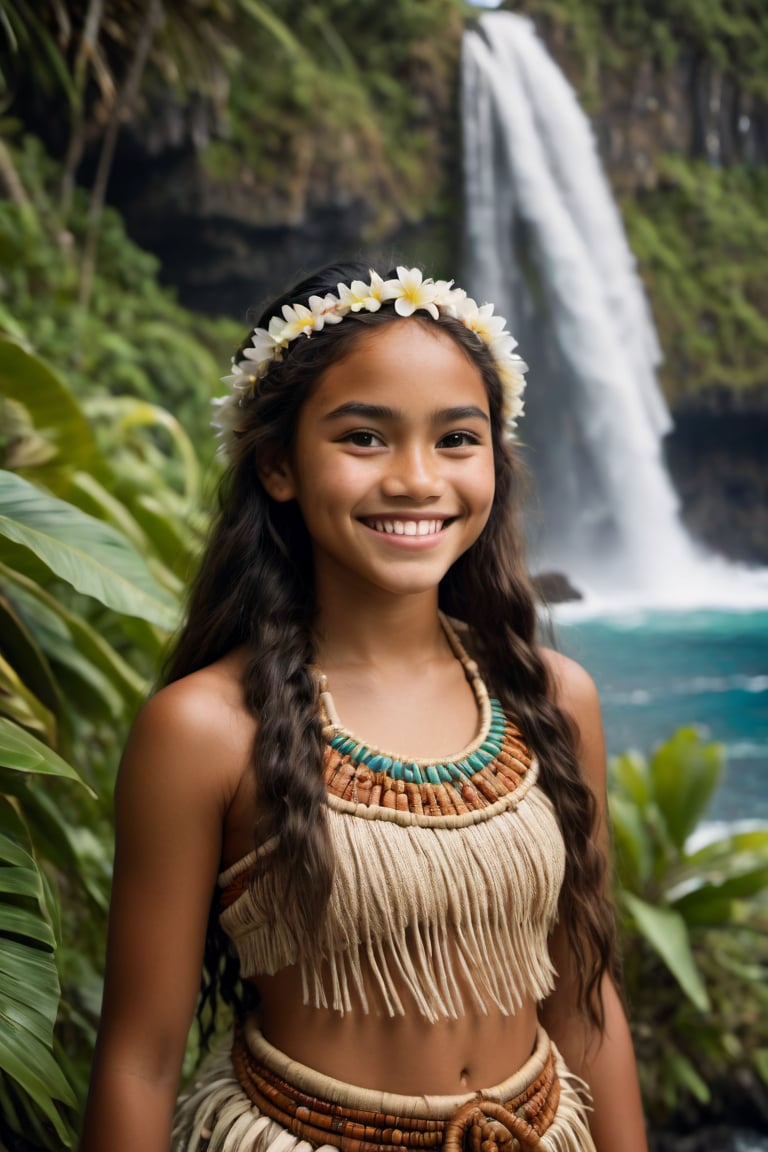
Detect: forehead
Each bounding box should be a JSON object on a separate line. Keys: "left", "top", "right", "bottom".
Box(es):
{"left": 306, "top": 319, "right": 489, "bottom": 413}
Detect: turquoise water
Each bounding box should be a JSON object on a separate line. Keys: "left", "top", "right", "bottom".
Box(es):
{"left": 554, "top": 609, "right": 768, "bottom": 822}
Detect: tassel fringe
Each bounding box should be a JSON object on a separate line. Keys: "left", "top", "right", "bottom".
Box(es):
{"left": 220, "top": 764, "right": 566, "bottom": 1022}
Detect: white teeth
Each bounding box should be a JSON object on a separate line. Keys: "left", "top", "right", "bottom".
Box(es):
{"left": 367, "top": 519, "right": 445, "bottom": 536}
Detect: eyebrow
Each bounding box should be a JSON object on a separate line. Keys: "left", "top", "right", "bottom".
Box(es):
{"left": 322, "top": 402, "right": 489, "bottom": 424}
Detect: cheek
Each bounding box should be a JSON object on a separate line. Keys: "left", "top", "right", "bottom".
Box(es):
{"left": 472, "top": 457, "right": 496, "bottom": 515}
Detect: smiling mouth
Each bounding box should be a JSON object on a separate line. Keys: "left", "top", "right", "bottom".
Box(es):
{"left": 362, "top": 518, "right": 453, "bottom": 537}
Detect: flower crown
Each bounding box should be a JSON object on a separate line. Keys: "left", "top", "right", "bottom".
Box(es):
{"left": 212, "top": 266, "right": 527, "bottom": 451}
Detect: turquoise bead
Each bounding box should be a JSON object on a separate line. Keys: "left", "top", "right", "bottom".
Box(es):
{"left": 467, "top": 752, "right": 486, "bottom": 771}
{"left": 425, "top": 765, "right": 441, "bottom": 786}
{"left": 403, "top": 763, "right": 414, "bottom": 783}
{"left": 411, "top": 763, "right": 424, "bottom": 785}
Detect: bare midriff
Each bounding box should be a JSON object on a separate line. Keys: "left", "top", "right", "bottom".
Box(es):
{"left": 251, "top": 966, "right": 541, "bottom": 1095}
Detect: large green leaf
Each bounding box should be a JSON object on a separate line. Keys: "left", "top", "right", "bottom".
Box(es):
{"left": 609, "top": 793, "right": 653, "bottom": 890}
{"left": 0, "top": 1029, "right": 74, "bottom": 1141}
{"left": 684, "top": 826, "right": 768, "bottom": 871}
{"left": 650, "top": 729, "right": 724, "bottom": 852}
{"left": 0, "top": 469, "right": 178, "bottom": 628}
{"left": 0, "top": 561, "right": 146, "bottom": 712}
{"left": 672, "top": 868, "right": 768, "bottom": 923}
{"left": 0, "top": 652, "right": 56, "bottom": 742}
{"left": 610, "top": 750, "right": 652, "bottom": 810}
{"left": 622, "top": 890, "right": 710, "bottom": 1011}
{"left": 0, "top": 590, "right": 61, "bottom": 717}
{"left": 0, "top": 340, "right": 99, "bottom": 478}
{"left": 0, "top": 718, "right": 89, "bottom": 788}
{"left": 0, "top": 808, "right": 74, "bottom": 1143}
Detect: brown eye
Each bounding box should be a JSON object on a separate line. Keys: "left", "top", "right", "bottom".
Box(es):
{"left": 437, "top": 431, "right": 478, "bottom": 449}
{"left": 341, "top": 430, "right": 384, "bottom": 448}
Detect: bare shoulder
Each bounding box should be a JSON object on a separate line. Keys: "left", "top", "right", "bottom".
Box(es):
{"left": 538, "top": 647, "right": 601, "bottom": 718}
{"left": 118, "top": 648, "right": 255, "bottom": 817}
{"left": 537, "top": 646, "right": 607, "bottom": 798}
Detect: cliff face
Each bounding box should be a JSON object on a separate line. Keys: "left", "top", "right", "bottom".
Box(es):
{"left": 101, "top": 20, "right": 768, "bottom": 565}
{"left": 665, "top": 388, "right": 768, "bottom": 565}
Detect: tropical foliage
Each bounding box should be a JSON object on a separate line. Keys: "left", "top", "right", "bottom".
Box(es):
{"left": 0, "top": 332, "right": 198, "bottom": 1145}
{"left": 610, "top": 729, "right": 768, "bottom": 1124}
{"left": 0, "top": 135, "right": 228, "bottom": 1137}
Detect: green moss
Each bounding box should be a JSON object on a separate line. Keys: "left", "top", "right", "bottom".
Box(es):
{"left": 200, "top": 0, "right": 466, "bottom": 239}
{"left": 0, "top": 135, "right": 241, "bottom": 448}
{"left": 509, "top": 0, "right": 768, "bottom": 103}
{"left": 621, "top": 158, "right": 768, "bottom": 399}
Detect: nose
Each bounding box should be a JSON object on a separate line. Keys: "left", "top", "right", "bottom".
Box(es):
{"left": 381, "top": 442, "right": 444, "bottom": 502}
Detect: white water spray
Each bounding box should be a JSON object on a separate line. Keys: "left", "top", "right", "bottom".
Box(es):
{"left": 462, "top": 13, "right": 768, "bottom": 608}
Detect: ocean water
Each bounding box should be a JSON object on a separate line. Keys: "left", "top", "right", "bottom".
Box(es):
{"left": 553, "top": 608, "right": 768, "bottom": 822}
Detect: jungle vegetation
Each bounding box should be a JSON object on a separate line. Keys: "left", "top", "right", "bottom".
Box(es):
{"left": 0, "top": 0, "right": 766, "bottom": 1145}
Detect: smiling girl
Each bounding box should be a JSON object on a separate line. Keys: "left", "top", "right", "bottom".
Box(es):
{"left": 82, "top": 262, "right": 648, "bottom": 1152}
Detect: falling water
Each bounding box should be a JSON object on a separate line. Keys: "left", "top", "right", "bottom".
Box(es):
{"left": 462, "top": 13, "right": 714, "bottom": 600}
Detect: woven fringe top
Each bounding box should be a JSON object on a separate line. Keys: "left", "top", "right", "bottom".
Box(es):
{"left": 218, "top": 708, "right": 566, "bottom": 1022}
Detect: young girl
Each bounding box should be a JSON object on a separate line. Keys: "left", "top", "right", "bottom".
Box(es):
{"left": 82, "top": 262, "right": 648, "bottom": 1152}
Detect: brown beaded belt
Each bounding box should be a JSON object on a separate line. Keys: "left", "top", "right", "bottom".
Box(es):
{"left": 231, "top": 1027, "right": 561, "bottom": 1152}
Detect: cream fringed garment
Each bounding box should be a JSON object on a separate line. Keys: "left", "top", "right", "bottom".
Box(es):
{"left": 217, "top": 618, "right": 567, "bottom": 1023}
{"left": 174, "top": 623, "right": 596, "bottom": 1152}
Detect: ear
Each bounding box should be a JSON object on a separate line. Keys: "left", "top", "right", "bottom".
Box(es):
{"left": 258, "top": 448, "right": 296, "bottom": 503}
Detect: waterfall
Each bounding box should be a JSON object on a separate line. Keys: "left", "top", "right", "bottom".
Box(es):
{"left": 462, "top": 12, "right": 705, "bottom": 598}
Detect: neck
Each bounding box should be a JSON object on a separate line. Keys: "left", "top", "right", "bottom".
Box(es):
{"left": 312, "top": 589, "right": 449, "bottom": 671}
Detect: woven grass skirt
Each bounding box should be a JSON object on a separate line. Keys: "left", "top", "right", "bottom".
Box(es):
{"left": 172, "top": 1018, "right": 595, "bottom": 1152}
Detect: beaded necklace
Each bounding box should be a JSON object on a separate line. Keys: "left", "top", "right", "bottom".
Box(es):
{"left": 314, "top": 615, "right": 534, "bottom": 820}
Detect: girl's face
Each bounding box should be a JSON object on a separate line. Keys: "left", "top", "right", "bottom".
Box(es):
{"left": 264, "top": 319, "right": 496, "bottom": 603}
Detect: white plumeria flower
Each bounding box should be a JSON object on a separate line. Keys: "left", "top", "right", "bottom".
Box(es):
{"left": 431, "top": 279, "right": 465, "bottom": 312}
{"left": 211, "top": 395, "right": 243, "bottom": 452}
{"left": 337, "top": 280, "right": 378, "bottom": 312}
{"left": 308, "top": 293, "right": 344, "bottom": 324}
{"left": 240, "top": 328, "right": 281, "bottom": 375}
{"left": 267, "top": 314, "right": 292, "bottom": 348}
{"left": 278, "top": 302, "right": 322, "bottom": 340}
{"left": 455, "top": 298, "right": 508, "bottom": 342}
{"left": 389, "top": 266, "right": 441, "bottom": 320}
{"left": 335, "top": 271, "right": 392, "bottom": 314}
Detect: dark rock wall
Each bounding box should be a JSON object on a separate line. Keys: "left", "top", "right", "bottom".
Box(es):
{"left": 665, "top": 389, "right": 768, "bottom": 565}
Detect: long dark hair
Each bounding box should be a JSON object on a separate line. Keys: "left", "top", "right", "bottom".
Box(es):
{"left": 164, "top": 260, "right": 618, "bottom": 1039}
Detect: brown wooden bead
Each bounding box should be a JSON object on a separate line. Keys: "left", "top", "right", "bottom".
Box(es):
{"left": 405, "top": 782, "right": 423, "bottom": 814}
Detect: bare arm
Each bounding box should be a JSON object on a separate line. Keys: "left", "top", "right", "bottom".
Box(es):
{"left": 539, "top": 651, "right": 648, "bottom": 1152}
{"left": 81, "top": 674, "right": 247, "bottom": 1152}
